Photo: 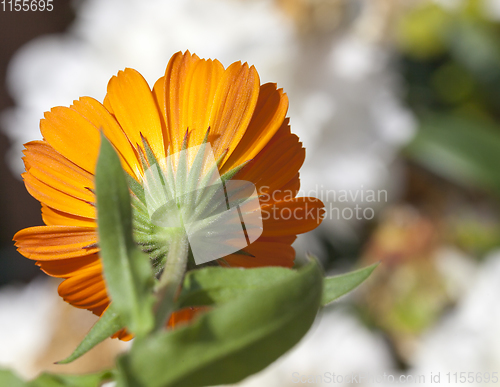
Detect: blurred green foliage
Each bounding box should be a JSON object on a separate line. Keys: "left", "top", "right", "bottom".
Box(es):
{"left": 400, "top": 0, "right": 500, "bottom": 205}
{"left": 378, "top": 1, "right": 500, "bottom": 360}
{"left": 399, "top": 0, "right": 500, "bottom": 119}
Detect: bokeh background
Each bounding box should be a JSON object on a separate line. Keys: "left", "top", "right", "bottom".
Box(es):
{"left": 1, "top": 0, "right": 500, "bottom": 385}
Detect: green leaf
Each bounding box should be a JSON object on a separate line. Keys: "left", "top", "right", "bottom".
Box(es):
{"left": 57, "top": 304, "right": 124, "bottom": 364}
{"left": 176, "top": 266, "right": 296, "bottom": 309}
{"left": 405, "top": 114, "right": 500, "bottom": 198}
{"left": 28, "top": 370, "right": 114, "bottom": 387}
{"left": 322, "top": 263, "right": 379, "bottom": 306}
{"left": 0, "top": 369, "right": 26, "bottom": 387}
{"left": 178, "top": 262, "right": 378, "bottom": 310}
{"left": 0, "top": 369, "right": 114, "bottom": 387}
{"left": 95, "top": 133, "right": 155, "bottom": 337}
{"left": 118, "top": 261, "right": 323, "bottom": 387}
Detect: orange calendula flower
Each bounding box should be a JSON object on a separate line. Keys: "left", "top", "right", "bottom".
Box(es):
{"left": 14, "top": 51, "right": 324, "bottom": 336}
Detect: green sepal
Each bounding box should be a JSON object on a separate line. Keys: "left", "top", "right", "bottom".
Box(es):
{"left": 137, "top": 145, "right": 150, "bottom": 174}
{"left": 214, "top": 148, "right": 228, "bottom": 168}
{"left": 220, "top": 159, "right": 251, "bottom": 182}
{"left": 126, "top": 174, "right": 146, "bottom": 205}
{"left": 140, "top": 133, "right": 160, "bottom": 168}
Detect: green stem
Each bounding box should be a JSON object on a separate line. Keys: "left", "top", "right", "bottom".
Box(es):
{"left": 154, "top": 231, "right": 189, "bottom": 331}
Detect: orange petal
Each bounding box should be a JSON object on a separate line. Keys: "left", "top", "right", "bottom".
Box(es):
{"left": 37, "top": 254, "right": 100, "bottom": 278}
{"left": 179, "top": 59, "right": 225, "bottom": 149}
{"left": 107, "top": 68, "right": 166, "bottom": 164}
{"left": 224, "top": 239, "right": 295, "bottom": 268}
{"left": 235, "top": 119, "right": 305, "bottom": 195}
{"left": 258, "top": 235, "right": 297, "bottom": 245}
{"left": 14, "top": 226, "right": 98, "bottom": 260}
{"left": 222, "top": 83, "right": 288, "bottom": 173}
{"left": 208, "top": 61, "right": 260, "bottom": 163}
{"left": 269, "top": 174, "right": 301, "bottom": 201}
{"left": 112, "top": 328, "right": 133, "bottom": 341}
{"left": 103, "top": 94, "right": 114, "bottom": 115}
{"left": 23, "top": 172, "right": 96, "bottom": 219}
{"left": 260, "top": 197, "right": 325, "bottom": 237}
{"left": 168, "top": 307, "right": 208, "bottom": 329}
{"left": 41, "top": 204, "right": 96, "bottom": 228}
{"left": 23, "top": 141, "right": 95, "bottom": 203}
{"left": 152, "top": 75, "right": 169, "bottom": 149}
{"left": 40, "top": 106, "right": 101, "bottom": 174}
{"left": 163, "top": 52, "right": 260, "bottom": 162}
{"left": 68, "top": 286, "right": 109, "bottom": 309}
{"left": 163, "top": 51, "right": 200, "bottom": 153}
{"left": 58, "top": 263, "right": 109, "bottom": 310}
{"left": 70, "top": 97, "right": 142, "bottom": 178}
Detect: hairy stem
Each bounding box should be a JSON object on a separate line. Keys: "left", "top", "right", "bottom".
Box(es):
{"left": 153, "top": 231, "right": 189, "bottom": 331}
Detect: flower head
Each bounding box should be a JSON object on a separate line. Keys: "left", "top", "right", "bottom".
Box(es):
{"left": 14, "top": 51, "right": 324, "bottom": 335}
